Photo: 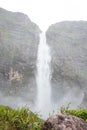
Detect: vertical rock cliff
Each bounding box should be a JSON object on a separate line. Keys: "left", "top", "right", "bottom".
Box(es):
{"left": 46, "top": 21, "right": 87, "bottom": 107}
{"left": 0, "top": 8, "right": 40, "bottom": 107}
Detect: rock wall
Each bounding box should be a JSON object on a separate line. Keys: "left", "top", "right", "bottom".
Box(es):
{"left": 0, "top": 8, "right": 40, "bottom": 107}
{"left": 46, "top": 21, "right": 87, "bottom": 107}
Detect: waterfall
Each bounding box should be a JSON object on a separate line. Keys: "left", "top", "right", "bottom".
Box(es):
{"left": 36, "top": 32, "right": 52, "bottom": 118}
{"left": 36, "top": 32, "right": 84, "bottom": 119}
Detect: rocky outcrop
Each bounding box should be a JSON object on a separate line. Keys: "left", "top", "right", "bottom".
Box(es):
{"left": 0, "top": 8, "right": 40, "bottom": 107}
{"left": 46, "top": 21, "right": 87, "bottom": 107}
{"left": 41, "top": 114, "right": 87, "bottom": 130}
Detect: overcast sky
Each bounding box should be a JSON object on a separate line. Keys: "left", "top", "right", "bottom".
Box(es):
{"left": 0, "top": 0, "right": 87, "bottom": 31}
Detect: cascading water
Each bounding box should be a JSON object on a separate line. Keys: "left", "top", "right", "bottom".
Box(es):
{"left": 36, "top": 32, "right": 84, "bottom": 119}
{"left": 36, "top": 32, "right": 52, "bottom": 118}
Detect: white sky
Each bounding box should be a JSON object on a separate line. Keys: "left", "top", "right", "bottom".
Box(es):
{"left": 0, "top": 0, "right": 87, "bottom": 31}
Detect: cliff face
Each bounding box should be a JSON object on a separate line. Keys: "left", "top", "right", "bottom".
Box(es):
{"left": 0, "top": 8, "right": 40, "bottom": 107}
{"left": 46, "top": 21, "right": 87, "bottom": 107}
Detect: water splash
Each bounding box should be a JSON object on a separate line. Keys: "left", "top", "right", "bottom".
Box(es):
{"left": 36, "top": 32, "right": 52, "bottom": 118}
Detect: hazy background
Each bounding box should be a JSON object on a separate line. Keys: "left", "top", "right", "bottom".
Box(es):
{"left": 0, "top": 0, "right": 87, "bottom": 118}
{"left": 0, "top": 0, "right": 87, "bottom": 31}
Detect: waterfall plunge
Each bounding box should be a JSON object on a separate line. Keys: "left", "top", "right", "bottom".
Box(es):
{"left": 36, "top": 32, "right": 52, "bottom": 118}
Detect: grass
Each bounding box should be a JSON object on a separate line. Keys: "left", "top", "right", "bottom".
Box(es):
{"left": 1, "top": 104, "right": 87, "bottom": 130}
{"left": 0, "top": 105, "right": 43, "bottom": 130}
{"left": 60, "top": 104, "right": 87, "bottom": 122}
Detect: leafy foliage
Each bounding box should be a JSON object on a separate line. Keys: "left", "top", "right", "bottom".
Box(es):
{"left": 0, "top": 105, "right": 43, "bottom": 130}
{"left": 60, "top": 105, "right": 87, "bottom": 122}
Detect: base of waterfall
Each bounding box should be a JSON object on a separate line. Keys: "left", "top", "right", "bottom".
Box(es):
{"left": 1, "top": 104, "right": 87, "bottom": 130}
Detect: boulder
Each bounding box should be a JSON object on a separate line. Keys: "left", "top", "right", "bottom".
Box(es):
{"left": 41, "top": 114, "right": 87, "bottom": 130}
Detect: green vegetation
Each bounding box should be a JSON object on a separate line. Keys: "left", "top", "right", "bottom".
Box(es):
{"left": 60, "top": 105, "right": 87, "bottom": 122}
{"left": 1, "top": 104, "right": 87, "bottom": 130}
{"left": 0, "top": 105, "right": 43, "bottom": 130}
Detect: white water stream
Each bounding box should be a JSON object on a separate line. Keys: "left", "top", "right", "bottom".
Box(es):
{"left": 36, "top": 32, "right": 52, "bottom": 118}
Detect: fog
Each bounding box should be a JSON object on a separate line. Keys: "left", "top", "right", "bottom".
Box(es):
{"left": 0, "top": 0, "right": 87, "bottom": 31}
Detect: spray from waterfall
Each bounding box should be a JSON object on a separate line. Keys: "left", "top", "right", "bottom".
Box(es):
{"left": 36, "top": 32, "right": 52, "bottom": 118}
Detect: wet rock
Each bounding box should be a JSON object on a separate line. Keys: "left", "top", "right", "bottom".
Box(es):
{"left": 41, "top": 114, "right": 87, "bottom": 130}
{"left": 0, "top": 7, "right": 40, "bottom": 107}
{"left": 46, "top": 21, "right": 87, "bottom": 106}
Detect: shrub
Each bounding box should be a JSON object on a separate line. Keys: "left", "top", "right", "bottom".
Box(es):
{"left": 60, "top": 105, "right": 87, "bottom": 122}
{"left": 0, "top": 105, "right": 43, "bottom": 130}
